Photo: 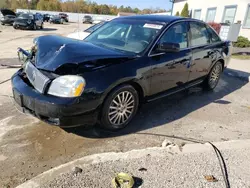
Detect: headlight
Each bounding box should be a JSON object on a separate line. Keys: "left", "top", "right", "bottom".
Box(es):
{"left": 27, "top": 20, "right": 31, "bottom": 24}
{"left": 48, "top": 75, "right": 86, "bottom": 97}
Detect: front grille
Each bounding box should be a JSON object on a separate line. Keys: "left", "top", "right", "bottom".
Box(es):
{"left": 25, "top": 62, "right": 50, "bottom": 93}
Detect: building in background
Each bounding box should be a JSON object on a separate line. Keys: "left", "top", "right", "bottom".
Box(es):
{"left": 173, "top": 0, "right": 250, "bottom": 39}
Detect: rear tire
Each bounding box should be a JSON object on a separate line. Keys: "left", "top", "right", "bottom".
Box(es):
{"left": 40, "top": 23, "right": 44, "bottom": 29}
{"left": 1, "top": 23, "right": 4, "bottom": 25}
{"left": 203, "top": 62, "right": 223, "bottom": 90}
{"left": 100, "top": 85, "right": 139, "bottom": 130}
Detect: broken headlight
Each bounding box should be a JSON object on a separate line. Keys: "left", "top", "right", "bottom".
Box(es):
{"left": 48, "top": 75, "right": 85, "bottom": 98}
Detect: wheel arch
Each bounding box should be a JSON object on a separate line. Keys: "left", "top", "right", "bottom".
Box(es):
{"left": 102, "top": 80, "right": 145, "bottom": 105}
{"left": 210, "top": 58, "right": 225, "bottom": 73}
{"left": 97, "top": 80, "right": 145, "bottom": 123}
{"left": 217, "top": 58, "right": 225, "bottom": 70}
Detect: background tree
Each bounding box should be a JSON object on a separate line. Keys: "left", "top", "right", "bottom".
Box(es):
{"left": 3, "top": 0, "right": 167, "bottom": 15}
{"left": 180, "top": 3, "right": 189, "bottom": 17}
{"left": 37, "top": 0, "right": 47, "bottom": 10}
{"left": 175, "top": 11, "right": 180, "bottom": 16}
{"left": 0, "top": 0, "right": 7, "bottom": 9}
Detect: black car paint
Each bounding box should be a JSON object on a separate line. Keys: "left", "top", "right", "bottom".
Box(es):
{"left": 33, "top": 35, "right": 136, "bottom": 72}
{"left": 49, "top": 16, "right": 63, "bottom": 24}
{"left": 13, "top": 13, "right": 43, "bottom": 30}
{"left": 11, "top": 16, "right": 231, "bottom": 127}
{"left": 43, "top": 14, "right": 50, "bottom": 22}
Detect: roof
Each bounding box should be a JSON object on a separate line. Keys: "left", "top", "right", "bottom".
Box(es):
{"left": 115, "top": 14, "right": 186, "bottom": 23}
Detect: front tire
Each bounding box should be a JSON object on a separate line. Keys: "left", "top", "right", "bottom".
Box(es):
{"left": 203, "top": 62, "right": 223, "bottom": 90}
{"left": 100, "top": 85, "right": 139, "bottom": 130}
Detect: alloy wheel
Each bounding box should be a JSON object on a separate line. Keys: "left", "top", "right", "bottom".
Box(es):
{"left": 209, "top": 64, "right": 222, "bottom": 88}
{"left": 108, "top": 91, "right": 135, "bottom": 126}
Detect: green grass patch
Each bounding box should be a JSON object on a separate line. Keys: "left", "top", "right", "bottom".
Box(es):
{"left": 232, "top": 54, "right": 250, "bottom": 60}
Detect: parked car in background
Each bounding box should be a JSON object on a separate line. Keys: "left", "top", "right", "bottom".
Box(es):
{"left": 59, "top": 13, "right": 68, "bottom": 22}
{"left": 13, "top": 13, "right": 43, "bottom": 30}
{"left": 49, "top": 15, "right": 64, "bottom": 24}
{"left": 16, "top": 12, "right": 22, "bottom": 17}
{"left": 82, "top": 15, "right": 93, "bottom": 24}
{"left": 67, "top": 21, "right": 106, "bottom": 40}
{"left": 0, "top": 9, "right": 16, "bottom": 25}
{"left": 43, "top": 14, "right": 51, "bottom": 22}
{"left": 12, "top": 15, "right": 231, "bottom": 130}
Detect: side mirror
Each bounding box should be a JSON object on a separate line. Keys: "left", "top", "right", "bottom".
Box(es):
{"left": 157, "top": 42, "right": 180, "bottom": 53}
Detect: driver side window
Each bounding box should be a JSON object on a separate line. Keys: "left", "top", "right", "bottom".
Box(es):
{"left": 159, "top": 22, "right": 188, "bottom": 49}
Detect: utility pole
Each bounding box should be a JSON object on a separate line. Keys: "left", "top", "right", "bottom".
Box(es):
{"left": 170, "top": 0, "right": 175, "bottom": 16}
{"left": 28, "top": 0, "right": 31, "bottom": 13}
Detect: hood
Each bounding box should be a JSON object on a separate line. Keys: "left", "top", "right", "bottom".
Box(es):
{"left": 0, "top": 9, "right": 16, "bottom": 16}
{"left": 34, "top": 35, "right": 135, "bottom": 73}
{"left": 67, "top": 31, "right": 90, "bottom": 40}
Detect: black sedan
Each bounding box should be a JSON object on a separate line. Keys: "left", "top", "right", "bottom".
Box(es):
{"left": 0, "top": 9, "right": 16, "bottom": 25}
{"left": 11, "top": 15, "right": 232, "bottom": 130}
{"left": 49, "top": 15, "right": 64, "bottom": 24}
{"left": 13, "top": 13, "right": 43, "bottom": 30}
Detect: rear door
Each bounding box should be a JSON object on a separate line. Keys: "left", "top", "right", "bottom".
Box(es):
{"left": 149, "top": 22, "right": 192, "bottom": 95}
{"left": 188, "top": 22, "right": 214, "bottom": 81}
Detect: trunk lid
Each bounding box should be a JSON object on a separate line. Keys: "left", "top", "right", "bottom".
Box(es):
{"left": 0, "top": 9, "right": 16, "bottom": 16}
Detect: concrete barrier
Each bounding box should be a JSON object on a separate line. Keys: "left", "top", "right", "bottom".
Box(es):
{"left": 16, "top": 9, "right": 117, "bottom": 23}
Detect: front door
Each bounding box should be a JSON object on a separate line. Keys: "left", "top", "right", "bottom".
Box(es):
{"left": 149, "top": 22, "right": 191, "bottom": 95}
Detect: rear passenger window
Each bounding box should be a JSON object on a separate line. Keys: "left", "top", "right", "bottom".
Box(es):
{"left": 207, "top": 27, "right": 221, "bottom": 43}
{"left": 190, "top": 22, "right": 210, "bottom": 46}
{"left": 159, "top": 22, "right": 188, "bottom": 49}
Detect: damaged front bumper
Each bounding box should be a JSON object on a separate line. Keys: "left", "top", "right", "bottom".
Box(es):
{"left": 13, "top": 22, "right": 33, "bottom": 30}
{"left": 11, "top": 69, "right": 99, "bottom": 127}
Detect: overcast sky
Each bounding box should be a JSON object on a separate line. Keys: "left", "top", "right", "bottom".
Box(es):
{"left": 93, "top": 0, "right": 173, "bottom": 10}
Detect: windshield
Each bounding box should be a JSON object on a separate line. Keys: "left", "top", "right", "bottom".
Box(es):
{"left": 85, "top": 19, "right": 164, "bottom": 54}
{"left": 85, "top": 22, "right": 106, "bottom": 33}
{"left": 18, "top": 14, "right": 33, "bottom": 19}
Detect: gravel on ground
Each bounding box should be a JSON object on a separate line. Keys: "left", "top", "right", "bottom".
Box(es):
{"left": 40, "top": 142, "right": 250, "bottom": 188}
